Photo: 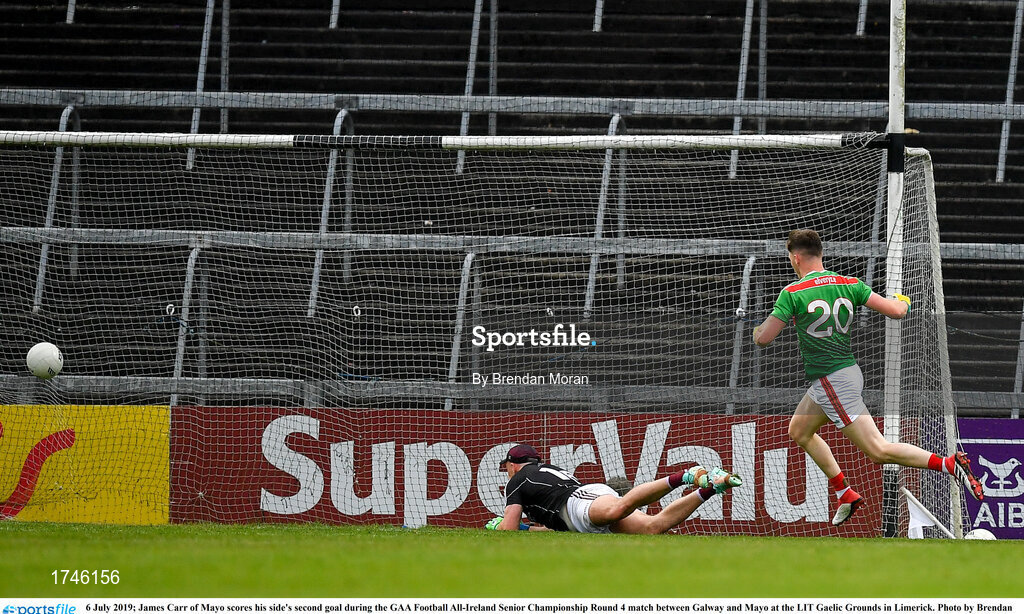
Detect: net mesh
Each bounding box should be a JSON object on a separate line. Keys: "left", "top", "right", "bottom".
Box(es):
{"left": 0, "top": 133, "right": 956, "bottom": 535}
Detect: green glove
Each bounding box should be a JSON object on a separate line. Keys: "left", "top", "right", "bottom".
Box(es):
{"left": 484, "top": 516, "right": 503, "bottom": 530}
{"left": 894, "top": 292, "right": 911, "bottom": 312}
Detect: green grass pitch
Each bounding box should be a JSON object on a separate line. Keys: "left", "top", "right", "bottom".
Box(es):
{"left": 0, "top": 522, "right": 1019, "bottom": 598}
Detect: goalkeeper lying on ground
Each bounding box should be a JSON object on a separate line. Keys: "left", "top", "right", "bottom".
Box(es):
{"left": 485, "top": 444, "right": 741, "bottom": 534}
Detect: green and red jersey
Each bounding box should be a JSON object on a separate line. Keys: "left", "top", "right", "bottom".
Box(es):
{"left": 770, "top": 270, "right": 873, "bottom": 380}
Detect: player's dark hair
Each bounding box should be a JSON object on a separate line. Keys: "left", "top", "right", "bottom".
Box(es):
{"left": 786, "top": 229, "right": 823, "bottom": 257}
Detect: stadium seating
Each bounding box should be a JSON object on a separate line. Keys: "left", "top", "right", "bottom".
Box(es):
{"left": 1, "top": 0, "right": 1021, "bottom": 405}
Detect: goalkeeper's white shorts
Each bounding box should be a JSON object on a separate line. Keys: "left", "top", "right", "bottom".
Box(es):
{"left": 807, "top": 364, "right": 868, "bottom": 429}
{"left": 559, "top": 483, "right": 617, "bottom": 533}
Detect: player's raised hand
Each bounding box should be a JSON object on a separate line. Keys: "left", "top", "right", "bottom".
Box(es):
{"left": 893, "top": 292, "right": 911, "bottom": 312}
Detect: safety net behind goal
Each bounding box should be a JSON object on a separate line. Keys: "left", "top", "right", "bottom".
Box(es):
{"left": 0, "top": 132, "right": 958, "bottom": 536}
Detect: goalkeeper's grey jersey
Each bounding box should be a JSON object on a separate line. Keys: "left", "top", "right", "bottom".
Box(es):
{"left": 504, "top": 463, "right": 581, "bottom": 531}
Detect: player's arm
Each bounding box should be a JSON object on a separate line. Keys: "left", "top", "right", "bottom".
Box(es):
{"left": 497, "top": 504, "right": 524, "bottom": 530}
{"left": 865, "top": 291, "right": 910, "bottom": 320}
{"left": 752, "top": 315, "right": 787, "bottom": 347}
{"left": 485, "top": 504, "right": 532, "bottom": 531}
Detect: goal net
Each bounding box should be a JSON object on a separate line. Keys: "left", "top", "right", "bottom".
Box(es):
{"left": 0, "top": 131, "right": 958, "bottom": 536}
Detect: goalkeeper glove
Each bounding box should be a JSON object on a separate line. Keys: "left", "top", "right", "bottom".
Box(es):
{"left": 894, "top": 292, "right": 911, "bottom": 312}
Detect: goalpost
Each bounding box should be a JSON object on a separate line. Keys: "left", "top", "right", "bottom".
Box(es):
{"left": 0, "top": 130, "right": 956, "bottom": 535}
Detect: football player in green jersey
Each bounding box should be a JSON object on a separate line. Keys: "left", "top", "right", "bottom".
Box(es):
{"left": 752, "top": 229, "right": 983, "bottom": 526}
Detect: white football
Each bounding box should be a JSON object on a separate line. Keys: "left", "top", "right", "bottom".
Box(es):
{"left": 964, "top": 528, "right": 997, "bottom": 540}
{"left": 26, "top": 342, "right": 63, "bottom": 379}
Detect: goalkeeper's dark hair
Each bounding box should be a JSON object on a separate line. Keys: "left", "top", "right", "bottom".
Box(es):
{"left": 786, "top": 229, "right": 823, "bottom": 257}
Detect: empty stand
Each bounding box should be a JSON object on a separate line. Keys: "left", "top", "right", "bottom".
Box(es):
{"left": 1, "top": 0, "right": 1022, "bottom": 409}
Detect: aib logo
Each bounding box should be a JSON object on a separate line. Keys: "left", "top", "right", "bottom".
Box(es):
{"left": 978, "top": 454, "right": 1024, "bottom": 498}
{"left": 0, "top": 422, "right": 76, "bottom": 519}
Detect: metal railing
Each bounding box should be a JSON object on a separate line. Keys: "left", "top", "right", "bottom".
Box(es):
{"left": 7, "top": 89, "right": 1024, "bottom": 120}
{"left": 20, "top": 0, "right": 1024, "bottom": 413}
{"left": 32, "top": 103, "right": 80, "bottom": 315}
{"left": 593, "top": 0, "right": 605, "bottom": 32}
{"left": 455, "top": 0, "right": 500, "bottom": 169}
{"left": 583, "top": 113, "right": 627, "bottom": 319}
{"left": 187, "top": 0, "right": 218, "bottom": 169}
{"left": 329, "top": 0, "right": 340, "bottom": 29}
{"left": 219, "top": 0, "right": 231, "bottom": 133}
{"left": 729, "top": 0, "right": 758, "bottom": 178}
{"left": 307, "top": 108, "right": 355, "bottom": 317}
{"left": 7, "top": 103, "right": 1024, "bottom": 414}
{"left": 456, "top": 0, "right": 486, "bottom": 174}
{"left": 997, "top": 0, "right": 1024, "bottom": 182}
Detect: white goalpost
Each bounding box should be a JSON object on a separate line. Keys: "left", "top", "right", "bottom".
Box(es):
{"left": 884, "top": 0, "right": 963, "bottom": 539}
{"left": 0, "top": 129, "right": 956, "bottom": 535}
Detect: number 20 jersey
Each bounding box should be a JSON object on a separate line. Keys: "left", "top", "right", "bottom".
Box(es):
{"left": 770, "top": 270, "right": 873, "bottom": 380}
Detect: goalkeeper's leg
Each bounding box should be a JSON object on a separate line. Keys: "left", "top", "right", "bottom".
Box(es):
{"left": 610, "top": 468, "right": 741, "bottom": 534}
{"left": 606, "top": 464, "right": 710, "bottom": 514}
{"left": 590, "top": 464, "right": 711, "bottom": 527}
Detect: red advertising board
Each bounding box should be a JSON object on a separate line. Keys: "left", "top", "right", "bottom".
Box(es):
{"left": 170, "top": 407, "right": 882, "bottom": 536}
